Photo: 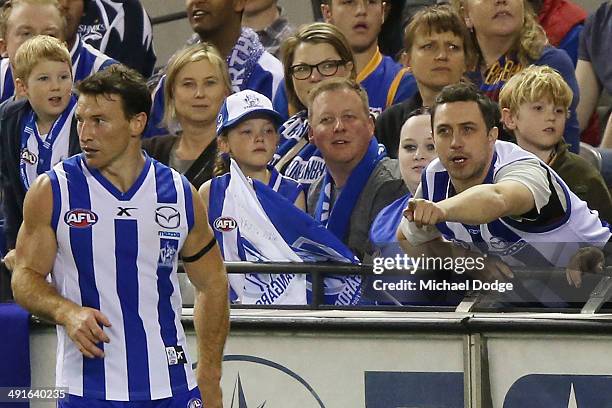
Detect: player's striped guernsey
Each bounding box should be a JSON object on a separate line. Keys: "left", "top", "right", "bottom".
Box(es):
{"left": 47, "top": 154, "right": 196, "bottom": 401}
{"left": 357, "top": 49, "right": 417, "bottom": 116}
{"left": 0, "top": 36, "right": 117, "bottom": 103}
{"left": 421, "top": 141, "right": 611, "bottom": 267}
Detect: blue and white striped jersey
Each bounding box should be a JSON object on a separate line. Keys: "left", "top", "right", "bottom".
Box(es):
{"left": 78, "top": 0, "right": 156, "bottom": 77}
{"left": 0, "top": 36, "right": 117, "bottom": 103}
{"left": 419, "top": 141, "right": 611, "bottom": 267}
{"left": 47, "top": 154, "right": 196, "bottom": 401}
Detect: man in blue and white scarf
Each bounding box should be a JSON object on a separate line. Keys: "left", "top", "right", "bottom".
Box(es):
{"left": 307, "top": 78, "right": 407, "bottom": 261}
{"left": 146, "top": 0, "right": 284, "bottom": 138}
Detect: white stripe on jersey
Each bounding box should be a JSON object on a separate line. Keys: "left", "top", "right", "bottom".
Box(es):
{"left": 50, "top": 157, "right": 195, "bottom": 400}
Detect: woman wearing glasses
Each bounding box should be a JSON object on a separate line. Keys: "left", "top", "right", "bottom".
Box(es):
{"left": 271, "top": 22, "right": 357, "bottom": 192}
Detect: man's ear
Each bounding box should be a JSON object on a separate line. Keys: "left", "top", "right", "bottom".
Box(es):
{"left": 488, "top": 126, "right": 499, "bottom": 142}
{"left": 500, "top": 107, "right": 517, "bottom": 131}
{"left": 307, "top": 126, "right": 315, "bottom": 143}
{"left": 129, "top": 112, "right": 148, "bottom": 137}
{"left": 321, "top": 3, "right": 333, "bottom": 23}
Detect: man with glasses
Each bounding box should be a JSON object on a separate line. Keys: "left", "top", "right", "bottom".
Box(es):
{"left": 321, "top": 0, "right": 417, "bottom": 116}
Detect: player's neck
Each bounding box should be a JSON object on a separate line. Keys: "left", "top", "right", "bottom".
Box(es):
{"left": 354, "top": 45, "right": 379, "bottom": 76}
{"left": 176, "top": 123, "right": 216, "bottom": 161}
{"left": 242, "top": 4, "right": 279, "bottom": 32}
{"left": 100, "top": 148, "right": 146, "bottom": 193}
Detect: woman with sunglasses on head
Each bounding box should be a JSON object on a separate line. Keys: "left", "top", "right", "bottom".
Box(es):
{"left": 271, "top": 22, "right": 357, "bottom": 193}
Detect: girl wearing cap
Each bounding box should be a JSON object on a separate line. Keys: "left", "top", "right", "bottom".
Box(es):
{"left": 199, "top": 89, "right": 308, "bottom": 305}
{"left": 199, "top": 89, "right": 306, "bottom": 212}
{"left": 143, "top": 43, "right": 230, "bottom": 189}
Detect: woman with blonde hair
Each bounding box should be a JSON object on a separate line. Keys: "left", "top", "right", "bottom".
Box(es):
{"left": 451, "top": 0, "right": 580, "bottom": 152}
{"left": 143, "top": 42, "right": 231, "bottom": 188}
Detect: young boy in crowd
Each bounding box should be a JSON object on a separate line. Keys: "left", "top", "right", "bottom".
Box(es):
{"left": 0, "top": 35, "right": 79, "bottom": 269}
{"left": 500, "top": 65, "right": 612, "bottom": 223}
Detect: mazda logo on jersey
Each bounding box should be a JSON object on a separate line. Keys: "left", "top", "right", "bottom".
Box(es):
{"left": 155, "top": 206, "right": 180, "bottom": 229}
{"left": 64, "top": 209, "right": 98, "bottom": 228}
{"left": 214, "top": 217, "right": 237, "bottom": 232}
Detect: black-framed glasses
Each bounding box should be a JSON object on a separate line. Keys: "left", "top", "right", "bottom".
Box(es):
{"left": 289, "top": 60, "right": 347, "bottom": 80}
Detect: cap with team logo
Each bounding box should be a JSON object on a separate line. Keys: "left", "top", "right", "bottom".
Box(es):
{"left": 216, "top": 90, "right": 283, "bottom": 136}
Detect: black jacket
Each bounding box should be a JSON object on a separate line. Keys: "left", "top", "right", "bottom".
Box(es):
{"left": 0, "top": 98, "right": 80, "bottom": 248}
{"left": 143, "top": 135, "right": 217, "bottom": 189}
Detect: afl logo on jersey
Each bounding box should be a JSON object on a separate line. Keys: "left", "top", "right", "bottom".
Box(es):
{"left": 214, "top": 217, "right": 237, "bottom": 232}
{"left": 187, "top": 397, "right": 203, "bottom": 408}
{"left": 155, "top": 206, "right": 180, "bottom": 229}
{"left": 64, "top": 209, "right": 98, "bottom": 228}
{"left": 20, "top": 148, "right": 37, "bottom": 165}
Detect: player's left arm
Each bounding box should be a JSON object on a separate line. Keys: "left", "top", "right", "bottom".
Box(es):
{"left": 181, "top": 185, "right": 229, "bottom": 408}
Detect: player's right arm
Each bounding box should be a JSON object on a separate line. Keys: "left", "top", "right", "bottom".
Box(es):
{"left": 11, "top": 174, "right": 110, "bottom": 358}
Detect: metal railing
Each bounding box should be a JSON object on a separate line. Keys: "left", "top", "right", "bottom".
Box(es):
{"left": 179, "top": 262, "right": 612, "bottom": 314}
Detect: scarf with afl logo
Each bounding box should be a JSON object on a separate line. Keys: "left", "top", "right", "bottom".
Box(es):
{"left": 208, "top": 160, "right": 358, "bottom": 305}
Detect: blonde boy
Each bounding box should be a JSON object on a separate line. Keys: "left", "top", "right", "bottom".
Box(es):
{"left": 0, "top": 35, "right": 78, "bottom": 268}
{"left": 500, "top": 65, "right": 612, "bottom": 222}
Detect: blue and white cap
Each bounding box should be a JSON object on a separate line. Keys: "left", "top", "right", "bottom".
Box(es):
{"left": 216, "top": 89, "right": 283, "bottom": 135}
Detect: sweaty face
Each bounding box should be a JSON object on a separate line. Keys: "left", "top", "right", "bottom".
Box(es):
{"left": 185, "top": 0, "right": 244, "bottom": 37}
{"left": 76, "top": 93, "right": 139, "bottom": 170}
{"left": 464, "top": 0, "right": 524, "bottom": 39}
{"left": 172, "top": 58, "right": 229, "bottom": 126}
{"left": 57, "top": 0, "right": 84, "bottom": 43}
{"left": 3, "top": 3, "right": 65, "bottom": 60}
{"left": 21, "top": 60, "right": 72, "bottom": 125}
{"left": 432, "top": 101, "right": 496, "bottom": 192}
{"left": 223, "top": 116, "right": 279, "bottom": 172}
{"left": 291, "top": 42, "right": 353, "bottom": 108}
{"left": 323, "top": 0, "right": 384, "bottom": 54}
{"left": 309, "top": 88, "right": 374, "bottom": 171}
{"left": 503, "top": 99, "right": 567, "bottom": 153}
{"left": 398, "top": 114, "right": 437, "bottom": 193}
{"left": 407, "top": 28, "right": 466, "bottom": 93}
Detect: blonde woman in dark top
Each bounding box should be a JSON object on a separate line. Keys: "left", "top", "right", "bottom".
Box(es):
{"left": 143, "top": 43, "right": 231, "bottom": 188}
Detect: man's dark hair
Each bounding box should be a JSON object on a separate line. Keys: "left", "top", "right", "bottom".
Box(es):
{"left": 77, "top": 64, "right": 151, "bottom": 121}
{"left": 431, "top": 83, "right": 499, "bottom": 132}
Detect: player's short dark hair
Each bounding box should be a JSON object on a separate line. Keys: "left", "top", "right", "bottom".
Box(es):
{"left": 431, "top": 83, "right": 499, "bottom": 132}
{"left": 77, "top": 64, "right": 151, "bottom": 121}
